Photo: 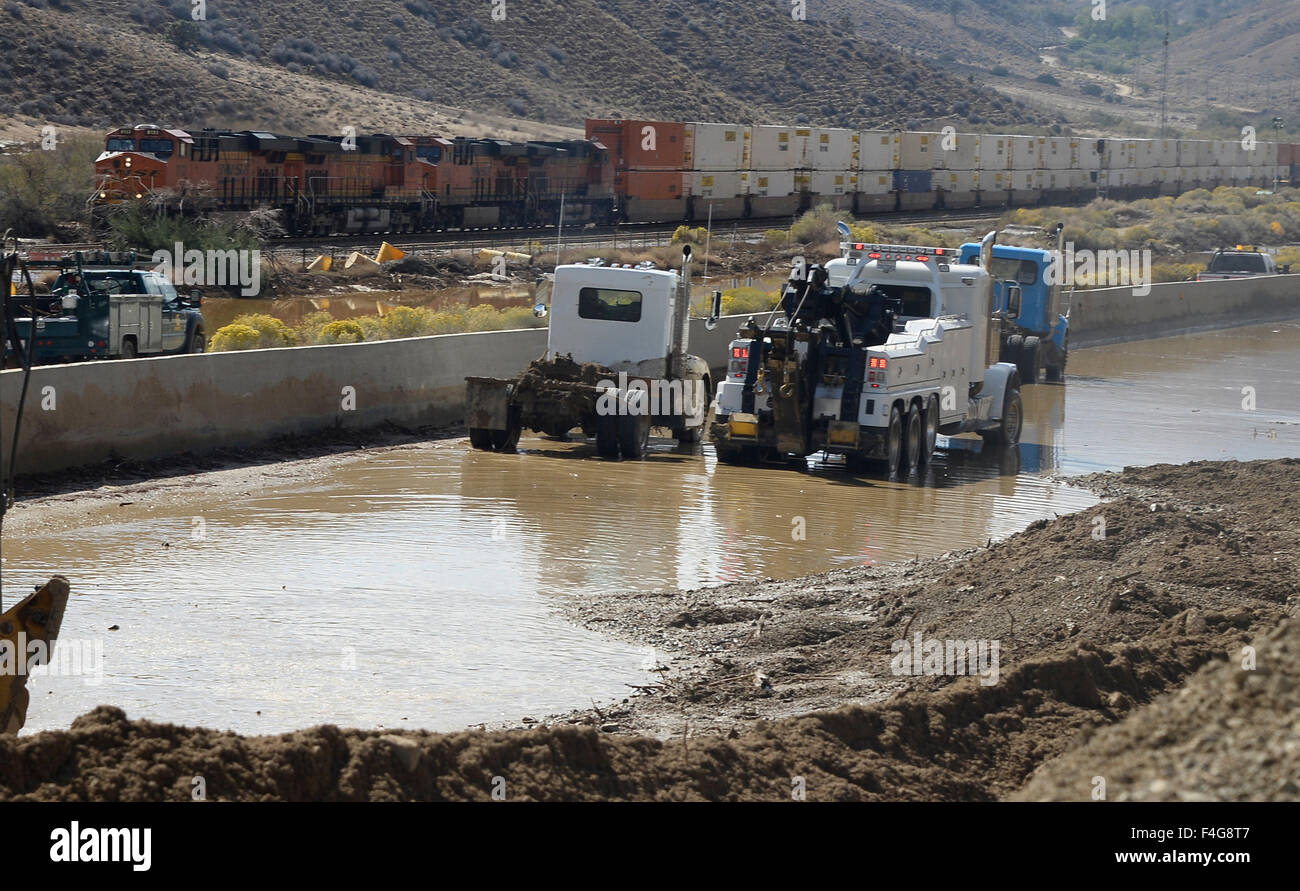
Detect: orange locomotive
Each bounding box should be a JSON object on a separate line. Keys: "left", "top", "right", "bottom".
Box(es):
{"left": 92, "top": 124, "right": 615, "bottom": 235}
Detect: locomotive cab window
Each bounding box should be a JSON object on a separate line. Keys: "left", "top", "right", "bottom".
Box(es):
{"left": 578, "top": 287, "right": 642, "bottom": 323}
{"left": 106, "top": 138, "right": 136, "bottom": 152}
{"left": 139, "top": 139, "right": 174, "bottom": 157}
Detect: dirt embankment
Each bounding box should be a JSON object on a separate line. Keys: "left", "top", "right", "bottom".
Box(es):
{"left": 1, "top": 459, "right": 1296, "bottom": 801}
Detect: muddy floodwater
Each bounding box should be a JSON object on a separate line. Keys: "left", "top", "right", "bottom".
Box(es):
{"left": 6, "top": 321, "right": 1299, "bottom": 735}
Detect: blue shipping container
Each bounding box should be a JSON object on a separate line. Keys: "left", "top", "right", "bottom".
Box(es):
{"left": 893, "top": 170, "right": 933, "bottom": 193}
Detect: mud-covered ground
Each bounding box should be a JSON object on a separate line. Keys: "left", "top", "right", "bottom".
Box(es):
{"left": 1, "top": 459, "right": 1296, "bottom": 801}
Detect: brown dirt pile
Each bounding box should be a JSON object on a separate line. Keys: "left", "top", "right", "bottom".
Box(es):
{"left": 1, "top": 458, "right": 1295, "bottom": 801}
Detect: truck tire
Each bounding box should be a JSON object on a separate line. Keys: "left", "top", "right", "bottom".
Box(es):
{"left": 675, "top": 424, "right": 703, "bottom": 444}
{"left": 120, "top": 338, "right": 138, "bottom": 360}
{"left": 1004, "top": 334, "right": 1024, "bottom": 367}
{"left": 469, "top": 428, "right": 494, "bottom": 450}
{"left": 920, "top": 394, "right": 939, "bottom": 465}
{"left": 903, "top": 401, "right": 923, "bottom": 472}
{"left": 886, "top": 403, "right": 905, "bottom": 477}
{"left": 618, "top": 412, "right": 650, "bottom": 459}
{"left": 1019, "top": 336, "right": 1041, "bottom": 385}
{"left": 1045, "top": 338, "right": 1067, "bottom": 382}
{"left": 715, "top": 443, "right": 757, "bottom": 465}
{"left": 189, "top": 330, "right": 206, "bottom": 354}
{"left": 595, "top": 413, "right": 621, "bottom": 459}
{"left": 981, "top": 386, "right": 1023, "bottom": 447}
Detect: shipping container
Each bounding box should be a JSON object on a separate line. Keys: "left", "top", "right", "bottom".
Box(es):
{"left": 745, "top": 170, "right": 796, "bottom": 197}
{"left": 893, "top": 169, "right": 933, "bottom": 193}
{"left": 899, "top": 132, "right": 939, "bottom": 170}
{"left": 858, "top": 171, "right": 894, "bottom": 195}
{"left": 622, "top": 169, "right": 684, "bottom": 202}
{"left": 859, "top": 131, "right": 899, "bottom": 171}
{"left": 979, "top": 135, "right": 1012, "bottom": 171}
{"left": 810, "top": 128, "right": 855, "bottom": 170}
{"left": 936, "top": 170, "right": 978, "bottom": 207}
{"left": 751, "top": 125, "right": 797, "bottom": 170}
{"left": 1010, "top": 136, "right": 1043, "bottom": 170}
{"left": 685, "top": 122, "right": 748, "bottom": 172}
{"left": 1009, "top": 169, "right": 1041, "bottom": 191}
{"left": 810, "top": 170, "right": 853, "bottom": 196}
{"left": 931, "top": 132, "right": 980, "bottom": 170}
{"left": 982, "top": 170, "right": 1010, "bottom": 191}
{"left": 688, "top": 170, "right": 742, "bottom": 200}
{"left": 585, "top": 118, "right": 685, "bottom": 170}
{"left": 1042, "top": 137, "right": 1076, "bottom": 171}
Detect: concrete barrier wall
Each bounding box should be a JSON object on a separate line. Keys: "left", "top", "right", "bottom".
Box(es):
{"left": 4, "top": 274, "right": 1298, "bottom": 476}
{"left": 1068, "top": 273, "right": 1300, "bottom": 346}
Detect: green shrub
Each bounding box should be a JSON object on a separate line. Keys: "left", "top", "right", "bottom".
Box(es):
{"left": 225, "top": 313, "right": 296, "bottom": 348}
{"left": 764, "top": 228, "right": 789, "bottom": 245}
{"left": 380, "top": 305, "right": 435, "bottom": 339}
{"left": 671, "top": 225, "right": 710, "bottom": 245}
{"left": 293, "top": 311, "right": 336, "bottom": 344}
{"left": 790, "top": 204, "right": 840, "bottom": 244}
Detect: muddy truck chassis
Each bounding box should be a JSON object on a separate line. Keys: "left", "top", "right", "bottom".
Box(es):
{"left": 711, "top": 231, "right": 1023, "bottom": 476}
{"left": 466, "top": 247, "right": 719, "bottom": 459}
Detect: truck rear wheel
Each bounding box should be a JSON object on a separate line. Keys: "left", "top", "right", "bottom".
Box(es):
{"left": 120, "top": 338, "right": 138, "bottom": 360}
{"left": 469, "top": 428, "right": 494, "bottom": 451}
{"left": 1004, "top": 334, "right": 1024, "bottom": 367}
{"left": 618, "top": 412, "right": 650, "bottom": 459}
{"left": 1045, "top": 338, "right": 1067, "bottom": 382}
{"left": 920, "top": 395, "right": 939, "bottom": 465}
{"left": 595, "top": 413, "right": 621, "bottom": 458}
{"left": 490, "top": 410, "right": 522, "bottom": 452}
{"left": 903, "top": 402, "right": 923, "bottom": 472}
{"left": 886, "top": 403, "right": 904, "bottom": 477}
{"left": 189, "top": 331, "right": 206, "bottom": 354}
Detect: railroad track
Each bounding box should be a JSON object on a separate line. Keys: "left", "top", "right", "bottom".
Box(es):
{"left": 263, "top": 208, "right": 1006, "bottom": 261}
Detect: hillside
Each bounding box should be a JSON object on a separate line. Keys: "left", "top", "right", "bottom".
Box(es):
{"left": 0, "top": 0, "right": 1051, "bottom": 142}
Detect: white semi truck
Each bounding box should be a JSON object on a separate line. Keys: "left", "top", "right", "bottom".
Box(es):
{"left": 465, "top": 246, "right": 720, "bottom": 458}
{"left": 711, "top": 230, "right": 1023, "bottom": 476}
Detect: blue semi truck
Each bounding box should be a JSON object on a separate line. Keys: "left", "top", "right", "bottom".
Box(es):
{"left": 959, "top": 228, "right": 1068, "bottom": 384}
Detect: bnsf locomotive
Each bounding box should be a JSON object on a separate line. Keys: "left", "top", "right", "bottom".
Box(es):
{"left": 92, "top": 120, "right": 1299, "bottom": 236}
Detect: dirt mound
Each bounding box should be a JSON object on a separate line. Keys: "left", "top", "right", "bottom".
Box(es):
{"left": 3, "top": 458, "right": 1296, "bottom": 801}
{"left": 1013, "top": 618, "right": 1300, "bottom": 801}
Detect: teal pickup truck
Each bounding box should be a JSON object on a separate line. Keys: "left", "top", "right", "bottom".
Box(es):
{"left": 6, "top": 253, "right": 206, "bottom": 365}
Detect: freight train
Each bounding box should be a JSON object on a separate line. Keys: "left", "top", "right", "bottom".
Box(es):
{"left": 92, "top": 120, "right": 1299, "bottom": 236}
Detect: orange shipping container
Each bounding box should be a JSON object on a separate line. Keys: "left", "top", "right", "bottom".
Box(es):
{"left": 586, "top": 119, "right": 685, "bottom": 170}
{"left": 621, "top": 168, "right": 684, "bottom": 202}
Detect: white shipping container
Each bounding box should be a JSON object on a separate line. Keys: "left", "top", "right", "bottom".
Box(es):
{"left": 1154, "top": 139, "right": 1180, "bottom": 168}
{"left": 745, "top": 170, "right": 795, "bottom": 197}
{"left": 898, "top": 132, "right": 939, "bottom": 170}
{"left": 810, "top": 128, "right": 855, "bottom": 170}
{"left": 810, "top": 170, "right": 854, "bottom": 196}
{"left": 859, "top": 170, "right": 894, "bottom": 195}
{"left": 1043, "top": 137, "right": 1076, "bottom": 171}
{"left": 1010, "top": 136, "right": 1043, "bottom": 170}
{"left": 689, "top": 170, "right": 742, "bottom": 199}
{"left": 982, "top": 170, "right": 1011, "bottom": 191}
{"left": 979, "top": 135, "right": 1012, "bottom": 171}
{"left": 750, "top": 125, "right": 796, "bottom": 170}
{"left": 858, "top": 131, "right": 899, "bottom": 171}
{"left": 1009, "top": 169, "right": 1041, "bottom": 190}
{"left": 936, "top": 169, "right": 978, "bottom": 193}
{"left": 932, "top": 132, "right": 980, "bottom": 170}
{"left": 685, "top": 122, "right": 748, "bottom": 172}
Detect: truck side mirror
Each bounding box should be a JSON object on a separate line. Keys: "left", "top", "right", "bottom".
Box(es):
{"left": 533, "top": 301, "right": 548, "bottom": 319}
{"left": 705, "top": 289, "right": 722, "bottom": 331}
{"left": 189, "top": 290, "right": 203, "bottom": 306}
{"left": 1005, "top": 282, "right": 1022, "bottom": 317}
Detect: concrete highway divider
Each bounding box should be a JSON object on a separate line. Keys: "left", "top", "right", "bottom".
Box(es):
{"left": 2, "top": 275, "right": 1297, "bottom": 476}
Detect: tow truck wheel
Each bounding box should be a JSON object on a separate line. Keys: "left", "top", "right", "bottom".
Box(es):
{"left": 982, "top": 386, "right": 1023, "bottom": 447}
{"left": 903, "top": 402, "right": 923, "bottom": 472}
{"left": 886, "top": 403, "right": 904, "bottom": 477}
{"left": 921, "top": 395, "right": 939, "bottom": 464}
{"left": 618, "top": 412, "right": 650, "bottom": 459}
{"left": 469, "top": 428, "right": 494, "bottom": 450}
{"left": 1020, "top": 336, "right": 1042, "bottom": 385}
{"left": 595, "top": 413, "right": 621, "bottom": 459}
{"left": 189, "top": 331, "right": 206, "bottom": 354}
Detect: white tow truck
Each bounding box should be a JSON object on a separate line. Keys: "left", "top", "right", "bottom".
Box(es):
{"left": 465, "top": 246, "right": 720, "bottom": 458}
{"left": 710, "top": 230, "right": 1023, "bottom": 475}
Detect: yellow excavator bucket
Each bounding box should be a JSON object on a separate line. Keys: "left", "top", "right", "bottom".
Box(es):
{"left": 0, "top": 576, "right": 70, "bottom": 735}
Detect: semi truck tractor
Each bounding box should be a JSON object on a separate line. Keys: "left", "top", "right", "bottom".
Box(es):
{"left": 710, "top": 229, "right": 1022, "bottom": 476}
{"left": 464, "top": 246, "right": 720, "bottom": 459}
{"left": 958, "top": 226, "right": 1068, "bottom": 384}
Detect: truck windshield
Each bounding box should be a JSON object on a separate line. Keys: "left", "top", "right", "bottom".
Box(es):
{"left": 1207, "top": 253, "right": 1267, "bottom": 273}
{"left": 82, "top": 273, "right": 139, "bottom": 294}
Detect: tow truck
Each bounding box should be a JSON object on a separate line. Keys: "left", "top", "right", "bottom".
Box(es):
{"left": 1196, "top": 246, "right": 1290, "bottom": 281}
{"left": 710, "top": 229, "right": 1022, "bottom": 476}
{"left": 4, "top": 251, "right": 206, "bottom": 365}
{"left": 464, "top": 245, "right": 720, "bottom": 458}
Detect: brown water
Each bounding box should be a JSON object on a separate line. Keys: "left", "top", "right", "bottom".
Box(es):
{"left": 6, "top": 321, "right": 1299, "bottom": 735}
